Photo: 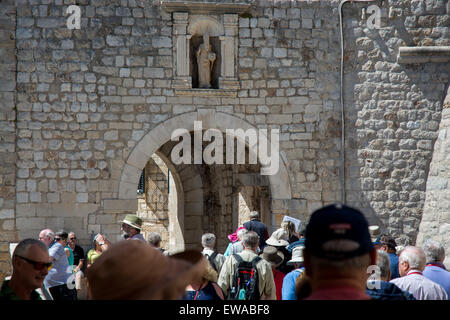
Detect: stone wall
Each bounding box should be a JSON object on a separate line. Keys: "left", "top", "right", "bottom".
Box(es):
{"left": 0, "top": 0, "right": 18, "bottom": 281}
{"left": 0, "top": 0, "right": 449, "bottom": 278}
{"left": 138, "top": 154, "right": 170, "bottom": 249}
{"left": 342, "top": 0, "right": 449, "bottom": 246}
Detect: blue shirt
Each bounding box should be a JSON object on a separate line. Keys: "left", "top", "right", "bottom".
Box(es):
{"left": 224, "top": 242, "right": 233, "bottom": 257}
{"left": 224, "top": 242, "right": 245, "bottom": 257}
{"left": 388, "top": 252, "right": 400, "bottom": 280}
{"left": 282, "top": 268, "right": 304, "bottom": 300}
{"left": 366, "top": 280, "right": 415, "bottom": 300}
{"left": 130, "top": 233, "right": 146, "bottom": 242}
{"left": 228, "top": 241, "right": 244, "bottom": 256}
{"left": 44, "top": 242, "right": 72, "bottom": 289}
{"left": 423, "top": 264, "right": 450, "bottom": 299}
{"left": 184, "top": 281, "right": 223, "bottom": 300}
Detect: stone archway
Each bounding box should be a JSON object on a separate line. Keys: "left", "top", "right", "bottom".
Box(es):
{"left": 118, "top": 110, "right": 292, "bottom": 202}
{"left": 116, "top": 110, "right": 292, "bottom": 248}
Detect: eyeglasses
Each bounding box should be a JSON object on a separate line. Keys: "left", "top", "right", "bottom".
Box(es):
{"left": 69, "top": 237, "right": 76, "bottom": 240}
{"left": 16, "top": 256, "right": 52, "bottom": 271}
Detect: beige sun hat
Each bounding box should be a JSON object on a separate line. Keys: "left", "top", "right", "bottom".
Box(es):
{"left": 266, "top": 228, "right": 290, "bottom": 247}
{"left": 86, "top": 240, "right": 206, "bottom": 300}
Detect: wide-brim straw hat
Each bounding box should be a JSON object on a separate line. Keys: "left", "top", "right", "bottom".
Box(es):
{"left": 86, "top": 240, "right": 206, "bottom": 300}
{"left": 121, "top": 214, "right": 143, "bottom": 230}
{"left": 261, "top": 246, "right": 284, "bottom": 268}
{"left": 266, "top": 228, "right": 290, "bottom": 247}
{"left": 287, "top": 246, "right": 304, "bottom": 265}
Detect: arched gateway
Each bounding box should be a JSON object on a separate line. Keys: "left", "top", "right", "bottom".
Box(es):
{"left": 114, "top": 110, "right": 293, "bottom": 252}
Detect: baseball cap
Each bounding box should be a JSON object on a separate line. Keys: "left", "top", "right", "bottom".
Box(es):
{"left": 304, "top": 204, "right": 373, "bottom": 260}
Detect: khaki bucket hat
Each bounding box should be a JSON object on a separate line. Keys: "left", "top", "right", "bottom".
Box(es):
{"left": 121, "top": 214, "right": 143, "bottom": 230}
{"left": 261, "top": 245, "right": 284, "bottom": 268}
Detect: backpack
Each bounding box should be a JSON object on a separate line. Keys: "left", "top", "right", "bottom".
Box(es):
{"left": 206, "top": 251, "right": 219, "bottom": 272}
{"left": 228, "top": 254, "right": 261, "bottom": 300}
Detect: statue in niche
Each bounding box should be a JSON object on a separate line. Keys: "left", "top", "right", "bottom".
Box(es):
{"left": 196, "top": 33, "right": 216, "bottom": 89}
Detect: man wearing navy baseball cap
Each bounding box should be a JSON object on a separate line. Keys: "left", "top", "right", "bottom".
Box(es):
{"left": 302, "top": 204, "right": 377, "bottom": 300}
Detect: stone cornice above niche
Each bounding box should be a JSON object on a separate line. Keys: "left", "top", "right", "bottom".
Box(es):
{"left": 160, "top": 0, "right": 254, "bottom": 14}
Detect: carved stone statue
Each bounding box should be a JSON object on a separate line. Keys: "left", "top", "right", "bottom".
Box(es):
{"left": 196, "top": 33, "right": 216, "bottom": 89}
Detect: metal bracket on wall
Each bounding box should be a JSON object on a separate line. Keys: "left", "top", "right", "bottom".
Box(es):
{"left": 397, "top": 46, "right": 450, "bottom": 64}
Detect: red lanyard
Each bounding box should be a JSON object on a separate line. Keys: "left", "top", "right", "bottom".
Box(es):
{"left": 426, "top": 263, "right": 445, "bottom": 270}
{"left": 193, "top": 290, "right": 200, "bottom": 300}
{"left": 193, "top": 283, "right": 205, "bottom": 300}
{"left": 408, "top": 271, "right": 423, "bottom": 276}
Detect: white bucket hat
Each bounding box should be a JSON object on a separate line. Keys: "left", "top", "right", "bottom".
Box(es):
{"left": 287, "top": 246, "right": 304, "bottom": 265}
{"left": 266, "top": 228, "right": 289, "bottom": 247}
{"left": 369, "top": 225, "right": 381, "bottom": 243}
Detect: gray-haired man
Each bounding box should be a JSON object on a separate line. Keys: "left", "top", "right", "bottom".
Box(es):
{"left": 39, "top": 229, "right": 77, "bottom": 300}
{"left": 390, "top": 246, "right": 447, "bottom": 300}
{"left": 148, "top": 232, "right": 168, "bottom": 256}
{"left": 365, "top": 250, "right": 415, "bottom": 300}
{"left": 422, "top": 240, "right": 450, "bottom": 297}
{"left": 201, "top": 233, "right": 225, "bottom": 274}
{"left": 218, "top": 231, "right": 276, "bottom": 300}
{"left": 0, "top": 239, "right": 50, "bottom": 300}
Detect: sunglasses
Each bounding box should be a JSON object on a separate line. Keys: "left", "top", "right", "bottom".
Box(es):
{"left": 69, "top": 237, "right": 76, "bottom": 240}
{"left": 55, "top": 238, "right": 61, "bottom": 241}
{"left": 17, "top": 256, "right": 52, "bottom": 271}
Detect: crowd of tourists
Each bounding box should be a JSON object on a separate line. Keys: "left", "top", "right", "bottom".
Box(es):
{"left": 1, "top": 205, "right": 449, "bottom": 301}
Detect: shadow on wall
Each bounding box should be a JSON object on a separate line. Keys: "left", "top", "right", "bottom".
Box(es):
{"left": 341, "top": 1, "right": 448, "bottom": 246}
{"left": 416, "top": 86, "right": 450, "bottom": 268}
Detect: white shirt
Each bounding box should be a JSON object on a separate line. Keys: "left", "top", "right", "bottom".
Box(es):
{"left": 202, "top": 248, "right": 225, "bottom": 273}
{"left": 390, "top": 269, "right": 448, "bottom": 300}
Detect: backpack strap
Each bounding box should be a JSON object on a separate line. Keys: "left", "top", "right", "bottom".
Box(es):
{"left": 251, "top": 256, "right": 262, "bottom": 267}
{"left": 233, "top": 253, "right": 243, "bottom": 264}
{"left": 207, "top": 251, "right": 219, "bottom": 272}
{"left": 210, "top": 251, "right": 218, "bottom": 261}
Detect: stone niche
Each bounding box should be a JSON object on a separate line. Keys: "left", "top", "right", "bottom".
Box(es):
{"left": 162, "top": 0, "right": 251, "bottom": 96}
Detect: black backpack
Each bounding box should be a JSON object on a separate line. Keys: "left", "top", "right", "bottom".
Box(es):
{"left": 228, "top": 254, "right": 261, "bottom": 300}
{"left": 206, "top": 251, "right": 219, "bottom": 272}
